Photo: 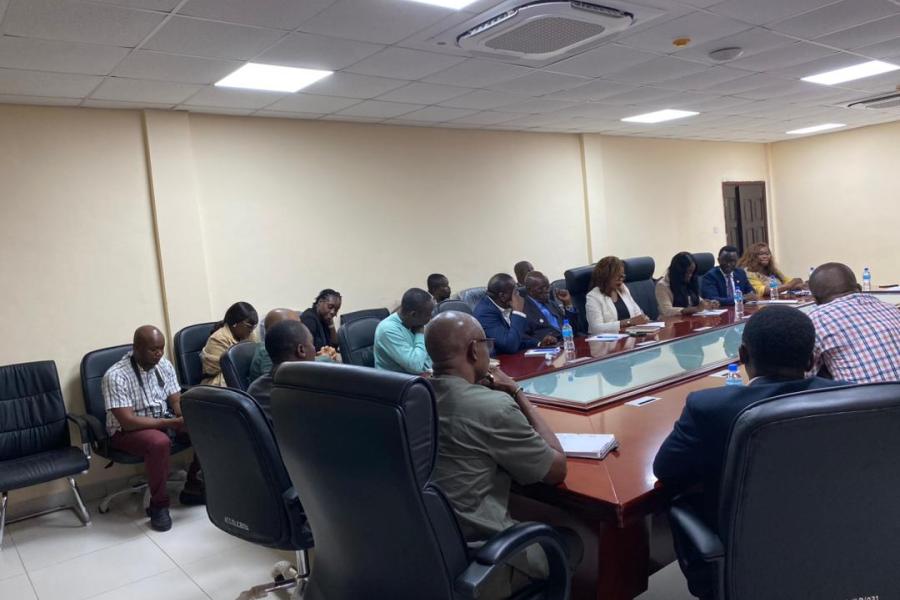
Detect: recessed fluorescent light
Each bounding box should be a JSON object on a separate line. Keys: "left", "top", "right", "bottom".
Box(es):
{"left": 621, "top": 109, "right": 699, "bottom": 123}
{"left": 786, "top": 123, "right": 846, "bottom": 135}
{"left": 802, "top": 60, "right": 899, "bottom": 85}
{"left": 215, "top": 63, "right": 332, "bottom": 93}
{"left": 403, "top": 0, "right": 478, "bottom": 8}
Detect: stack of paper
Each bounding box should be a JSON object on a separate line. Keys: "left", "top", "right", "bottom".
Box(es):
{"left": 557, "top": 433, "right": 618, "bottom": 460}
{"left": 587, "top": 333, "right": 628, "bottom": 342}
{"left": 695, "top": 309, "right": 727, "bottom": 316}
{"left": 755, "top": 299, "right": 800, "bottom": 305}
{"left": 524, "top": 348, "right": 561, "bottom": 357}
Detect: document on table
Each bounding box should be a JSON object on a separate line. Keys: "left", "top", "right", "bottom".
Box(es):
{"left": 557, "top": 433, "right": 618, "bottom": 459}
{"left": 694, "top": 309, "right": 727, "bottom": 316}
{"left": 755, "top": 299, "right": 800, "bottom": 305}
{"left": 645, "top": 322, "right": 666, "bottom": 328}
{"left": 587, "top": 333, "right": 628, "bottom": 342}
{"left": 524, "top": 348, "right": 561, "bottom": 356}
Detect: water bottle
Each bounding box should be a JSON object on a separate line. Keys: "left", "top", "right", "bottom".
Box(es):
{"left": 769, "top": 275, "right": 779, "bottom": 299}
{"left": 561, "top": 320, "right": 576, "bottom": 361}
{"left": 725, "top": 363, "right": 743, "bottom": 386}
{"left": 733, "top": 285, "right": 744, "bottom": 318}
{"left": 862, "top": 267, "right": 872, "bottom": 292}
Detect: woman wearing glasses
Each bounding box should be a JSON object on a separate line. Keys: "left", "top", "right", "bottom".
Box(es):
{"left": 200, "top": 301, "right": 259, "bottom": 387}
{"left": 737, "top": 243, "right": 804, "bottom": 298}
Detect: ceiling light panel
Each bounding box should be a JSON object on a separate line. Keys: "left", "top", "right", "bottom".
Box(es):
{"left": 216, "top": 63, "right": 332, "bottom": 92}
{"left": 802, "top": 60, "right": 899, "bottom": 85}
{"left": 621, "top": 109, "right": 699, "bottom": 123}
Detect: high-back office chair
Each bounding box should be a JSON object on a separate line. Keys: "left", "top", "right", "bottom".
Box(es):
{"left": 271, "top": 362, "right": 571, "bottom": 600}
{"left": 0, "top": 361, "right": 91, "bottom": 547}
{"left": 221, "top": 341, "right": 260, "bottom": 391}
{"left": 181, "top": 386, "right": 312, "bottom": 598}
{"left": 80, "top": 345, "right": 192, "bottom": 513}
{"left": 692, "top": 252, "right": 715, "bottom": 278}
{"left": 563, "top": 264, "right": 594, "bottom": 333}
{"left": 669, "top": 383, "right": 900, "bottom": 600}
{"left": 436, "top": 299, "right": 473, "bottom": 315}
{"left": 623, "top": 256, "right": 659, "bottom": 320}
{"left": 550, "top": 279, "right": 567, "bottom": 295}
{"left": 337, "top": 316, "right": 380, "bottom": 367}
{"left": 340, "top": 307, "right": 389, "bottom": 327}
{"left": 173, "top": 321, "right": 216, "bottom": 388}
{"left": 457, "top": 287, "right": 487, "bottom": 311}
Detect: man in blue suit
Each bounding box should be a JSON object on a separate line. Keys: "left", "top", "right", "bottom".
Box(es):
{"left": 473, "top": 273, "right": 555, "bottom": 355}
{"left": 700, "top": 245, "right": 757, "bottom": 305}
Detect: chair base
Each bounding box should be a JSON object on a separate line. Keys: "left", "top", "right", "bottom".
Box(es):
{"left": 237, "top": 549, "right": 310, "bottom": 599}
{"left": 1, "top": 477, "right": 91, "bottom": 549}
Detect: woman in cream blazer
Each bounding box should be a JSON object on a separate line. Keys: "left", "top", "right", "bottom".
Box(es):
{"left": 586, "top": 256, "right": 649, "bottom": 334}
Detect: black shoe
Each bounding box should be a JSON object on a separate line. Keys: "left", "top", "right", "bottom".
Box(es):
{"left": 179, "top": 487, "right": 206, "bottom": 506}
{"left": 146, "top": 506, "right": 172, "bottom": 532}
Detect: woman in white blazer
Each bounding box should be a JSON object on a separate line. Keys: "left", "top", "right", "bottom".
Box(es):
{"left": 586, "top": 256, "right": 650, "bottom": 334}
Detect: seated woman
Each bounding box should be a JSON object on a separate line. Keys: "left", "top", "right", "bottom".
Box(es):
{"left": 586, "top": 256, "right": 650, "bottom": 334}
{"left": 738, "top": 243, "right": 804, "bottom": 298}
{"left": 301, "top": 289, "right": 342, "bottom": 353}
{"left": 200, "top": 301, "right": 259, "bottom": 387}
{"left": 657, "top": 252, "right": 719, "bottom": 317}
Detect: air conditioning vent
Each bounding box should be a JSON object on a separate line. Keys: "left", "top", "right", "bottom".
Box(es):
{"left": 848, "top": 90, "right": 900, "bottom": 110}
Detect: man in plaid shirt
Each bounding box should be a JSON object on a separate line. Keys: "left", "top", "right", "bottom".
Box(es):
{"left": 809, "top": 263, "right": 900, "bottom": 383}
{"left": 103, "top": 325, "right": 203, "bottom": 531}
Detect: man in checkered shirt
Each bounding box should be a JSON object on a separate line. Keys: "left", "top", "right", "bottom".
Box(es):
{"left": 809, "top": 263, "right": 900, "bottom": 383}
{"left": 103, "top": 325, "right": 203, "bottom": 531}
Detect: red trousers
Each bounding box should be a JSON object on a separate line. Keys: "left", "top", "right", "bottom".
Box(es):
{"left": 110, "top": 429, "right": 199, "bottom": 509}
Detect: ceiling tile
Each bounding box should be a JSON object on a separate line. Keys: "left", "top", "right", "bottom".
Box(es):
{"left": 616, "top": 11, "right": 750, "bottom": 54}
{"left": 0, "top": 36, "right": 129, "bottom": 75}
{"left": 90, "top": 77, "right": 204, "bottom": 103}
{"left": 604, "top": 56, "right": 710, "bottom": 84}
{"left": 657, "top": 66, "right": 752, "bottom": 90}
{"left": 815, "top": 14, "right": 900, "bottom": 50}
{"left": 336, "top": 99, "right": 423, "bottom": 118}
{"left": 182, "top": 86, "right": 287, "bottom": 108}
{"left": 544, "top": 44, "right": 657, "bottom": 78}
{"left": 111, "top": 51, "right": 241, "bottom": 84}
{"left": 708, "top": 0, "right": 841, "bottom": 26}
{"left": 300, "top": 72, "right": 408, "bottom": 98}
{"left": 438, "top": 89, "right": 525, "bottom": 110}
{"left": 298, "top": 0, "right": 450, "bottom": 45}
{"left": 727, "top": 42, "right": 834, "bottom": 72}
{"left": 595, "top": 85, "right": 682, "bottom": 106}
{"left": 82, "top": 98, "right": 175, "bottom": 109}
{"left": 90, "top": 0, "right": 181, "bottom": 9}
{"left": 502, "top": 98, "right": 576, "bottom": 114}
{"left": 422, "top": 58, "right": 532, "bottom": 87}
{"left": 265, "top": 93, "right": 360, "bottom": 113}
{"left": 178, "top": 0, "right": 335, "bottom": 30}
{"left": 544, "top": 80, "right": 638, "bottom": 102}
{"left": 487, "top": 71, "right": 589, "bottom": 96}
{"left": 674, "top": 27, "right": 795, "bottom": 63}
{"left": 769, "top": 0, "right": 899, "bottom": 39}
{"left": 449, "top": 110, "right": 522, "bottom": 125}
{"left": 181, "top": 105, "right": 255, "bottom": 115}
{"left": 855, "top": 37, "right": 900, "bottom": 60}
{"left": 0, "top": 94, "right": 81, "bottom": 107}
{"left": 257, "top": 32, "right": 383, "bottom": 71}
{"left": 142, "top": 16, "right": 285, "bottom": 60}
{"left": 376, "top": 81, "right": 471, "bottom": 104}
{"left": 553, "top": 103, "right": 634, "bottom": 120}
{"left": 345, "top": 47, "right": 465, "bottom": 80}
{"left": 2, "top": 0, "right": 166, "bottom": 47}
{"left": 0, "top": 68, "right": 103, "bottom": 97}
{"left": 255, "top": 110, "right": 324, "bottom": 120}
{"left": 400, "top": 106, "right": 477, "bottom": 122}
{"left": 772, "top": 52, "right": 868, "bottom": 79}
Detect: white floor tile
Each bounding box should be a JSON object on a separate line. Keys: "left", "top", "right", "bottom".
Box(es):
{"left": 0, "top": 573, "right": 37, "bottom": 600}
{"left": 636, "top": 561, "right": 694, "bottom": 600}
{"left": 87, "top": 568, "right": 209, "bottom": 600}
{"left": 181, "top": 542, "right": 294, "bottom": 600}
{"left": 29, "top": 537, "right": 175, "bottom": 600}
{"left": 0, "top": 535, "right": 26, "bottom": 581}
{"left": 142, "top": 512, "right": 243, "bottom": 565}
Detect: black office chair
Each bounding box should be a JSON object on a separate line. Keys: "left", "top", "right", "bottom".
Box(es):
{"left": 271, "top": 362, "right": 571, "bottom": 600}
{"left": 457, "top": 287, "right": 487, "bottom": 311}
{"left": 669, "top": 383, "right": 900, "bottom": 600}
{"left": 563, "top": 264, "right": 594, "bottom": 333}
{"left": 0, "top": 361, "right": 91, "bottom": 547}
{"left": 79, "top": 344, "right": 192, "bottom": 513}
{"left": 692, "top": 252, "right": 715, "bottom": 278}
{"left": 436, "top": 299, "right": 473, "bottom": 315}
{"left": 340, "top": 308, "right": 389, "bottom": 327}
{"left": 173, "top": 321, "right": 216, "bottom": 388}
{"left": 221, "top": 341, "right": 260, "bottom": 391}
{"left": 549, "top": 279, "right": 567, "bottom": 295}
{"left": 337, "top": 316, "right": 380, "bottom": 367}
{"left": 181, "top": 386, "right": 312, "bottom": 598}
{"left": 623, "top": 256, "right": 659, "bottom": 320}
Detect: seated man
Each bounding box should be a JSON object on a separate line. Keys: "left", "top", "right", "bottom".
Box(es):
{"left": 514, "top": 260, "right": 534, "bottom": 286}
{"left": 103, "top": 325, "right": 203, "bottom": 532}
{"left": 247, "top": 320, "right": 316, "bottom": 419}
{"left": 374, "top": 288, "right": 434, "bottom": 374}
{"left": 427, "top": 273, "right": 452, "bottom": 304}
{"left": 474, "top": 273, "right": 554, "bottom": 355}
{"left": 426, "top": 311, "right": 578, "bottom": 599}
{"left": 700, "top": 245, "right": 757, "bottom": 305}
{"left": 522, "top": 271, "right": 578, "bottom": 343}
{"left": 809, "top": 262, "right": 900, "bottom": 382}
{"left": 249, "top": 308, "right": 337, "bottom": 381}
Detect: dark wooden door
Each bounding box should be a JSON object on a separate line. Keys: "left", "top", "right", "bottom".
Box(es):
{"left": 722, "top": 184, "right": 742, "bottom": 253}
{"left": 722, "top": 182, "right": 768, "bottom": 255}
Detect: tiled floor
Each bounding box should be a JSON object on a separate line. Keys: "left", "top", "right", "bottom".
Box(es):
{"left": 1, "top": 496, "right": 693, "bottom": 600}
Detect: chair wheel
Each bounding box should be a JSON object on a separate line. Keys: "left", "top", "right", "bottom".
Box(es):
{"left": 98, "top": 505, "right": 110, "bottom": 514}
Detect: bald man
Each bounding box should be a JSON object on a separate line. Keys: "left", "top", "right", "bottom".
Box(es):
{"left": 522, "top": 271, "right": 578, "bottom": 342}
{"left": 809, "top": 262, "right": 900, "bottom": 382}
{"left": 474, "top": 273, "right": 553, "bottom": 355}
{"left": 426, "top": 311, "right": 573, "bottom": 598}
{"left": 103, "top": 326, "right": 203, "bottom": 532}
{"left": 248, "top": 320, "right": 316, "bottom": 420}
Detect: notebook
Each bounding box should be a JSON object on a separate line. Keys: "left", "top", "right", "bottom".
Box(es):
{"left": 557, "top": 433, "right": 619, "bottom": 460}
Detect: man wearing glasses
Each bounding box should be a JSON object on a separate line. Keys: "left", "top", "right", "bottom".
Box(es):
{"left": 426, "top": 311, "right": 576, "bottom": 599}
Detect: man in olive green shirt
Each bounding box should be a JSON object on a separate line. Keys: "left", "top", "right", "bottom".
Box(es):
{"left": 425, "top": 311, "right": 572, "bottom": 598}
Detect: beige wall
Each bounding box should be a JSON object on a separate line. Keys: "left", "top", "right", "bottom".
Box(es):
{"left": 769, "top": 120, "right": 900, "bottom": 281}
{"left": 582, "top": 135, "right": 770, "bottom": 276}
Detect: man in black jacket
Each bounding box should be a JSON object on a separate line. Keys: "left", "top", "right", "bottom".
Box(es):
{"left": 522, "top": 271, "right": 578, "bottom": 342}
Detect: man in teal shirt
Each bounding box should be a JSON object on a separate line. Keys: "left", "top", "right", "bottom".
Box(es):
{"left": 374, "top": 288, "right": 434, "bottom": 374}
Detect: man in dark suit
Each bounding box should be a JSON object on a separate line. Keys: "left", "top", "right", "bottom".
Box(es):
{"left": 700, "top": 245, "right": 757, "bottom": 305}
{"left": 473, "top": 273, "right": 555, "bottom": 355}
{"left": 522, "top": 271, "right": 578, "bottom": 342}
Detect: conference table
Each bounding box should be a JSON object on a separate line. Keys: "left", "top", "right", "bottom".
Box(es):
{"left": 500, "top": 291, "right": 900, "bottom": 600}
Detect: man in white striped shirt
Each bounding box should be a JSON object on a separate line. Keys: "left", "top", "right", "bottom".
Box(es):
{"left": 102, "top": 325, "right": 203, "bottom": 531}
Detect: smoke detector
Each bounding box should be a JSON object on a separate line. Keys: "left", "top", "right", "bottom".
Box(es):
{"left": 708, "top": 47, "right": 744, "bottom": 62}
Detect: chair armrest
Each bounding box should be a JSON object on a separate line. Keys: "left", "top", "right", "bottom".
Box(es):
{"left": 67, "top": 413, "right": 106, "bottom": 459}
{"left": 669, "top": 499, "right": 724, "bottom": 562}
{"left": 456, "top": 522, "right": 570, "bottom": 600}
